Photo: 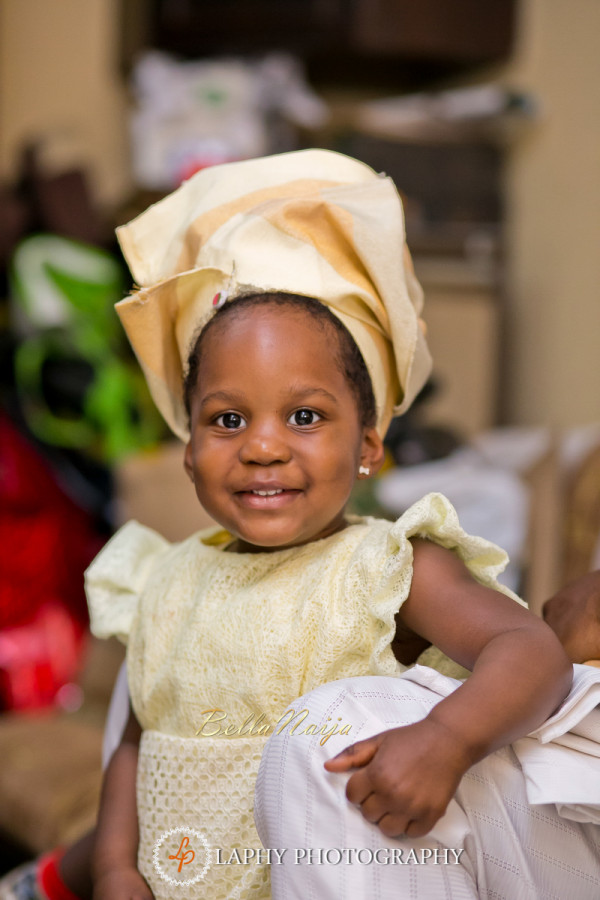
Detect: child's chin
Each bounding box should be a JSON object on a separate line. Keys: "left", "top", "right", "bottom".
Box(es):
{"left": 235, "top": 524, "right": 309, "bottom": 552}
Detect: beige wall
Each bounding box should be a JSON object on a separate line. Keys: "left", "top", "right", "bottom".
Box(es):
{"left": 500, "top": 0, "right": 600, "bottom": 427}
{"left": 0, "top": 0, "right": 132, "bottom": 208}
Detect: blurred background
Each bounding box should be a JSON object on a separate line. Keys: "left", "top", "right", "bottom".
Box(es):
{"left": 0, "top": 0, "right": 599, "bottom": 879}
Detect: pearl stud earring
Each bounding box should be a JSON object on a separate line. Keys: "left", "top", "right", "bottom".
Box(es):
{"left": 358, "top": 466, "right": 370, "bottom": 476}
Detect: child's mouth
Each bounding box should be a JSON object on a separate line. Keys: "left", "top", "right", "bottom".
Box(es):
{"left": 236, "top": 487, "right": 301, "bottom": 509}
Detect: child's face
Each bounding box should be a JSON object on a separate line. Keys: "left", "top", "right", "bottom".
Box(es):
{"left": 184, "top": 305, "right": 384, "bottom": 552}
{"left": 542, "top": 571, "right": 600, "bottom": 663}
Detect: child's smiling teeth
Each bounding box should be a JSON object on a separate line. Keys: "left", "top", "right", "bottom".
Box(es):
{"left": 252, "top": 489, "right": 284, "bottom": 496}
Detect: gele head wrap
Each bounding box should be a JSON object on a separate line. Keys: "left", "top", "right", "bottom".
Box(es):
{"left": 115, "top": 149, "right": 432, "bottom": 440}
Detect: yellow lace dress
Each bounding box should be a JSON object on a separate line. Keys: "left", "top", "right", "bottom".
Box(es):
{"left": 85, "top": 492, "right": 517, "bottom": 899}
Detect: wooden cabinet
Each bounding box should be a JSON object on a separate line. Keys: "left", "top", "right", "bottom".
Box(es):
{"left": 415, "top": 259, "right": 501, "bottom": 437}
{"left": 351, "top": 0, "right": 516, "bottom": 62}
{"left": 122, "top": 0, "right": 517, "bottom": 78}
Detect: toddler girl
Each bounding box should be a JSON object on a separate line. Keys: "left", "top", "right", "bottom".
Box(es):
{"left": 85, "top": 150, "right": 597, "bottom": 900}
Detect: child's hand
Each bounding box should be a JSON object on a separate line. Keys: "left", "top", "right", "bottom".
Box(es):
{"left": 324, "top": 718, "right": 470, "bottom": 838}
{"left": 93, "top": 866, "right": 155, "bottom": 900}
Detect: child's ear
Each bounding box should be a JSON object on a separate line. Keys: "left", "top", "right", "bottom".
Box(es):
{"left": 183, "top": 441, "right": 194, "bottom": 483}
{"left": 359, "top": 427, "right": 385, "bottom": 477}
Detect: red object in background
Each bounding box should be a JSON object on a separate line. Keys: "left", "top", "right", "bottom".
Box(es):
{"left": 176, "top": 155, "right": 241, "bottom": 185}
{"left": 0, "top": 603, "right": 83, "bottom": 711}
{"left": 0, "top": 413, "right": 104, "bottom": 710}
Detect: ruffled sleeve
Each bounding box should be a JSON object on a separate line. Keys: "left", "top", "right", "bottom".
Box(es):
{"left": 387, "top": 491, "right": 522, "bottom": 595}
{"left": 84, "top": 520, "right": 171, "bottom": 644}
{"left": 368, "top": 492, "right": 524, "bottom": 677}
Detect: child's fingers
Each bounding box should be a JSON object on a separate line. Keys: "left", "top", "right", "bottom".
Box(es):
{"left": 350, "top": 786, "right": 443, "bottom": 838}
{"left": 324, "top": 734, "right": 382, "bottom": 772}
{"left": 345, "top": 777, "right": 438, "bottom": 836}
{"left": 376, "top": 810, "right": 439, "bottom": 840}
{"left": 357, "top": 791, "right": 390, "bottom": 825}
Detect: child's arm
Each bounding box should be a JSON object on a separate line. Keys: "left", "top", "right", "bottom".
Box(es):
{"left": 93, "top": 705, "right": 154, "bottom": 900}
{"left": 325, "top": 538, "right": 572, "bottom": 838}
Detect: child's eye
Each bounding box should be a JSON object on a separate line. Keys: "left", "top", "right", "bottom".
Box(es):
{"left": 288, "top": 409, "right": 321, "bottom": 427}
{"left": 215, "top": 412, "right": 246, "bottom": 429}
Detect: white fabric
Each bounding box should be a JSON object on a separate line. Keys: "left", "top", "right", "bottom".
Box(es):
{"left": 405, "top": 664, "right": 600, "bottom": 826}
{"left": 513, "top": 664, "right": 600, "bottom": 825}
{"left": 101, "top": 660, "right": 130, "bottom": 769}
{"left": 255, "top": 673, "right": 600, "bottom": 900}
{"left": 527, "top": 664, "right": 600, "bottom": 742}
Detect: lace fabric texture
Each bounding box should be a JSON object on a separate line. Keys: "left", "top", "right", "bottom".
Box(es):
{"left": 85, "top": 491, "right": 520, "bottom": 900}
{"left": 137, "top": 730, "right": 269, "bottom": 899}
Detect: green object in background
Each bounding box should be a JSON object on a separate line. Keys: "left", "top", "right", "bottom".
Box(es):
{"left": 11, "top": 234, "right": 165, "bottom": 461}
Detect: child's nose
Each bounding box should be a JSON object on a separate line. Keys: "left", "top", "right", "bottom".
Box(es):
{"left": 239, "top": 420, "right": 292, "bottom": 466}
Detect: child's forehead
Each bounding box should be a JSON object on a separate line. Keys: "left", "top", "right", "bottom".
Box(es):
{"left": 192, "top": 305, "right": 357, "bottom": 402}
{"left": 184, "top": 295, "right": 374, "bottom": 428}
{"left": 201, "top": 302, "right": 338, "bottom": 355}
{"left": 211, "top": 300, "right": 325, "bottom": 330}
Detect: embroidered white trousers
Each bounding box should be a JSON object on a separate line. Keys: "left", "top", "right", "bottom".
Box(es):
{"left": 254, "top": 674, "right": 600, "bottom": 900}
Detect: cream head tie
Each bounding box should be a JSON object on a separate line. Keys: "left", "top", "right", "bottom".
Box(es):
{"left": 115, "top": 149, "right": 432, "bottom": 441}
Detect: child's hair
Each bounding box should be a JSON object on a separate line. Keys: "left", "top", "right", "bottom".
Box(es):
{"left": 183, "top": 292, "right": 377, "bottom": 429}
